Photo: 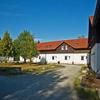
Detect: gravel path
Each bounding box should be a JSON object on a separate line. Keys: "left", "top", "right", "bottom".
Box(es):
{"left": 0, "top": 65, "right": 81, "bottom": 100}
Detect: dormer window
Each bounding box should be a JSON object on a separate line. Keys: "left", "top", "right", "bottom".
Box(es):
{"left": 61, "top": 46, "right": 65, "bottom": 50}
{"left": 61, "top": 45, "right": 68, "bottom": 50}
{"left": 65, "top": 45, "right": 68, "bottom": 50}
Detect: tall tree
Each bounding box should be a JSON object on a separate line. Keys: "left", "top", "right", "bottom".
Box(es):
{"left": 17, "top": 31, "right": 38, "bottom": 63}
{"left": 0, "top": 40, "right": 3, "bottom": 56}
{"left": 13, "top": 39, "right": 20, "bottom": 61}
{"left": 2, "top": 31, "right": 13, "bottom": 58}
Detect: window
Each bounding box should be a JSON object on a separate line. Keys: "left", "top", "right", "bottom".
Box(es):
{"left": 61, "top": 45, "right": 68, "bottom": 50}
{"left": 52, "top": 56, "right": 54, "bottom": 60}
{"left": 65, "top": 56, "right": 68, "bottom": 60}
{"left": 65, "top": 45, "right": 68, "bottom": 50}
{"left": 61, "top": 46, "right": 65, "bottom": 50}
{"left": 39, "top": 56, "right": 41, "bottom": 59}
{"left": 81, "top": 56, "right": 84, "bottom": 60}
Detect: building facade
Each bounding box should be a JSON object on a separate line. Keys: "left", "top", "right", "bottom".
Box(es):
{"left": 88, "top": 0, "right": 100, "bottom": 74}
{"left": 32, "top": 38, "right": 89, "bottom": 64}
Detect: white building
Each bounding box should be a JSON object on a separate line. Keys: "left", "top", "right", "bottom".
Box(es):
{"left": 32, "top": 38, "right": 89, "bottom": 64}
{"left": 88, "top": 0, "right": 100, "bottom": 75}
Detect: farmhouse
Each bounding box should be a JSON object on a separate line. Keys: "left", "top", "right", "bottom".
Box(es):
{"left": 32, "top": 38, "right": 89, "bottom": 64}
{"left": 88, "top": 0, "right": 100, "bottom": 74}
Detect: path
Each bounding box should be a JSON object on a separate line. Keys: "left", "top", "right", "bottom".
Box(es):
{"left": 0, "top": 65, "right": 81, "bottom": 100}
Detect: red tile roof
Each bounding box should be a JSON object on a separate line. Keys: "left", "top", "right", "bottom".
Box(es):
{"left": 89, "top": 16, "right": 94, "bottom": 25}
{"left": 37, "top": 41, "right": 63, "bottom": 51}
{"left": 37, "top": 38, "right": 88, "bottom": 51}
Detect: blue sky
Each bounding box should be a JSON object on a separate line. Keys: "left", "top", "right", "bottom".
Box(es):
{"left": 0, "top": 0, "right": 96, "bottom": 41}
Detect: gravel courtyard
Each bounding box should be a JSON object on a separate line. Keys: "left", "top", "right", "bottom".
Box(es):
{"left": 0, "top": 65, "right": 81, "bottom": 100}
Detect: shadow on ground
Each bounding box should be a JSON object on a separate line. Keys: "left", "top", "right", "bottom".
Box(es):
{"left": 0, "top": 69, "right": 77, "bottom": 100}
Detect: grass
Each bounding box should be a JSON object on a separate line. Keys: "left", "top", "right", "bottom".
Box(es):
{"left": 0, "top": 63, "right": 64, "bottom": 75}
{"left": 74, "top": 77, "right": 99, "bottom": 100}
{"left": 74, "top": 66, "right": 100, "bottom": 100}
{"left": 22, "top": 64, "right": 64, "bottom": 74}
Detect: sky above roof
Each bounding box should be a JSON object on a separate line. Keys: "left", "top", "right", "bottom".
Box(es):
{"left": 0, "top": 0, "right": 96, "bottom": 41}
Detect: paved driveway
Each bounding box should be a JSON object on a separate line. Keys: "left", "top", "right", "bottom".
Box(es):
{"left": 0, "top": 65, "right": 81, "bottom": 100}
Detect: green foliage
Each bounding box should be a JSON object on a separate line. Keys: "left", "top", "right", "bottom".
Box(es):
{"left": 13, "top": 39, "right": 20, "bottom": 61}
{"left": 0, "top": 31, "right": 39, "bottom": 63}
{"left": 2, "top": 31, "right": 13, "bottom": 57}
{"left": 0, "top": 40, "right": 3, "bottom": 56}
{"left": 16, "top": 30, "right": 39, "bottom": 62}
{"left": 74, "top": 76, "right": 99, "bottom": 100}
{"left": 74, "top": 66, "right": 100, "bottom": 100}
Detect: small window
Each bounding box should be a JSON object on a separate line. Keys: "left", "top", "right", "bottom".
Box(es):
{"left": 81, "top": 56, "right": 84, "bottom": 60}
{"left": 65, "top": 45, "right": 68, "bottom": 50}
{"left": 39, "top": 56, "right": 41, "bottom": 59}
{"left": 52, "top": 56, "right": 54, "bottom": 60}
{"left": 65, "top": 56, "right": 68, "bottom": 60}
{"left": 61, "top": 46, "right": 65, "bottom": 50}
{"left": 69, "top": 56, "right": 70, "bottom": 59}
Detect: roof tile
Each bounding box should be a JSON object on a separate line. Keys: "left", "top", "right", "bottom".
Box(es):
{"left": 37, "top": 38, "right": 88, "bottom": 51}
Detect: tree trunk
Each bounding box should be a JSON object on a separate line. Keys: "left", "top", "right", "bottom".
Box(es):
{"left": 23, "top": 57, "right": 26, "bottom": 63}
{"left": 29, "top": 58, "right": 32, "bottom": 65}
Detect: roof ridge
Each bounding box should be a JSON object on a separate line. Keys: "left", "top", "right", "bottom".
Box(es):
{"left": 39, "top": 38, "right": 88, "bottom": 44}
{"left": 37, "top": 38, "right": 88, "bottom": 50}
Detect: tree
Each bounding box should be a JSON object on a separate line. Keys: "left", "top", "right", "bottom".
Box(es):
{"left": 13, "top": 39, "right": 20, "bottom": 61}
{"left": 17, "top": 30, "right": 38, "bottom": 63}
{"left": 2, "top": 31, "right": 13, "bottom": 58}
{"left": 0, "top": 40, "right": 3, "bottom": 56}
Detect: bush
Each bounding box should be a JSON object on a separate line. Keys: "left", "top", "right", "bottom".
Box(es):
{"left": 74, "top": 76, "right": 99, "bottom": 100}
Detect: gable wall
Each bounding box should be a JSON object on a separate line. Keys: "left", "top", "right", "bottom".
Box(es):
{"left": 39, "top": 42, "right": 89, "bottom": 54}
